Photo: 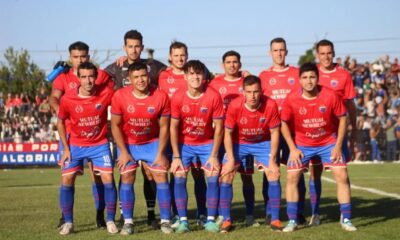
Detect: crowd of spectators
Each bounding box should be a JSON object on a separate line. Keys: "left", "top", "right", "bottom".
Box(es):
{"left": 1, "top": 55, "right": 400, "bottom": 160}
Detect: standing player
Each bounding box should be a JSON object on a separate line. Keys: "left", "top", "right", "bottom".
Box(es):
{"left": 158, "top": 41, "right": 208, "bottom": 226}
{"left": 209, "top": 51, "right": 260, "bottom": 227}
{"left": 170, "top": 60, "right": 224, "bottom": 233}
{"left": 111, "top": 62, "right": 172, "bottom": 235}
{"left": 280, "top": 62, "right": 356, "bottom": 232}
{"left": 218, "top": 75, "right": 282, "bottom": 233}
{"left": 49, "top": 41, "right": 112, "bottom": 228}
{"left": 57, "top": 62, "right": 117, "bottom": 235}
{"left": 105, "top": 30, "right": 166, "bottom": 227}
{"left": 259, "top": 38, "right": 307, "bottom": 224}
{"left": 308, "top": 39, "right": 357, "bottom": 225}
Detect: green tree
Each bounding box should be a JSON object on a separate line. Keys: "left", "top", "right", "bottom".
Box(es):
{"left": 298, "top": 46, "right": 316, "bottom": 66}
{"left": 0, "top": 47, "right": 48, "bottom": 99}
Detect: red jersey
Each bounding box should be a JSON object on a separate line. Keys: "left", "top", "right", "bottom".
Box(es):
{"left": 208, "top": 74, "right": 243, "bottom": 110}
{"left": 158, "top": 68, "right": 187, "bottom": 98}
{"left": 280, "top": 87, "right": 347, "bottom": 147}
{"left": 225, "top": 96, "right": 280, "bottom": 144}
{"left": 111, "top": 87, "right": 170, "bottom": 144}
{"left": 318, "top": 64, "right": 356, "bottom": 100}
{"left": 53, "top": 68, "right": 113, "bottom": 95}
{"left": 58, "top": 87, "right": 114, "bottom": 146}
{"left": 259, "top": 66, "right": 300, "bottom": 111}
{"left": 171, "top": 87, "right": 224, "bottom": 145}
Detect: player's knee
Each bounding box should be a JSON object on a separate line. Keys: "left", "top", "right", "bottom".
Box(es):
{"left": 286, "top": 171, "right": 300, "bottom": 185}
{"left": 220, "top": 172, "right": 234, "bottom": 183}
{"left": 152, "top": 171, "right": 168, "bottom": 183}
{"left": 62, "top": 174, "right": 76, "bottom": 186}
{"left": 121, "top": 171, "right": 135, "bottom": 184}
{"left": 266, "top": 172, "right": 280, "bottom": 182}
{"left": 100, "top": 173, "right": 114, "bottom": 184}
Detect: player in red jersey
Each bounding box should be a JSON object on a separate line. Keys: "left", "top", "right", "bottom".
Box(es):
{"left": 259, "top": 38, "right": 310, "bottom": 225}
{"left": 280, "top": 63, "right": 356, "bottom": 232}
{"left": 170, "top": 60, "right": 224, "bottom": 233}
{"left": 57, "top": 62, "right": 117, "bottom": 235}
{"left": 159, "top": 42, "right": 209, "bottom": 227}
{"left": 218, "top": 75, "right": 282, "bottom": 233}
{"left": 111, "top": 62, "right": 173, "bottom": 235}
{"left": 209, "top": 51, "right": 260, "bottom": 227}
{"left": 49, "top": 41, "right": 112, "bottom": 229}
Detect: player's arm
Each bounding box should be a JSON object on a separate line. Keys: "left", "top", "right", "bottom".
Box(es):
{"left": 281, "top": 121, "right": 303, "bottom": 168}
{"left": 206, "top": 118, "right": 223, "bottom": 174}
{"left": 56, "top": 118, "right": 70, "bottom": 167}
{"left": 111, "top": 114, "right": 133, "bottom": 169}
{"left": 269, "top": 126, "right": 280, "bottom": 176}
{"left": 332, "top": 115, "right": 347, "bottom": 163}
{"left": 153, "top": 116, "right": 170, "bottom": 169}
{"left": 170, "top": 118, "right": 184, "bottom": 174}
{"left": 49, "top": 89, "right": 63, "bottom": 113}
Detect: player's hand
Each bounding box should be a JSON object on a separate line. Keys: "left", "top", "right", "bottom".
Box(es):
{"left": 116, "top": 56, "right": 128, "bottom": 67}
{"left": 206, "top": 156, "right": 221, "bottom": 175}
{"left": 58, "top": 148, "right": 71, "bottom": 168}
{"left": 288, "top": 148, "right": 304, "bottom": 168}
{"left": 268, "top": 161, "right": 280, "bottom": 179}
{"left": 153, "top": 153, "right": 170, "bottom": 170}
{"left": 117, "top": 150, "right": 133, "bottom": 170}
{"left": 331, "top": 145, "right": 343, "bottom": 163}
{"left": 220, "top": 158, "right": 235, "bottom": 177}
{"left": 170, "top": 157, "right": 184, "bottom": 174}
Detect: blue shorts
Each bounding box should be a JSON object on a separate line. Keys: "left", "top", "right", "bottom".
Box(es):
{"left": 287, "top": 144, "right": 347, "bottom": 172}
{"left": 222, "top": 141, "right": 273, "bottom": 174}
{"left": 61, "top": 143, "right": 113, "bottom": 176}
{"left": 118, "top": 140, "right": 167, "bottom": 174}
{"left": 309, "top": 138, "right": 350, "bottom": 165}
{"left": 178, "top": 143, "right": 214, "bottom": 173}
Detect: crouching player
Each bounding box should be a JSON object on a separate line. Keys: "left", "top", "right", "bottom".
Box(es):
{"left": 219, "top": 75, "right": 282, "bottom": 233}
{"left": 57, "top": 62, "right": 117, "bottom": 235}
{"left": 281, "top": 63, "right": 357, "bottom": 232}
{"left": 110, "top": 62, "right": 172, "bottom": 235}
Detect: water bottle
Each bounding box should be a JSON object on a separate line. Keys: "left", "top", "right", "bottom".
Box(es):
{"left": 47, "top": 65, "right": 65, "bottom": 82}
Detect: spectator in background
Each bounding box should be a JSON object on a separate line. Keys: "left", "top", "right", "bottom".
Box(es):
{"left": 385, "top": 116, "right": 398, "bottom": 160}
{"left": 370, "top": 121, "right": 382, "bottom": 162}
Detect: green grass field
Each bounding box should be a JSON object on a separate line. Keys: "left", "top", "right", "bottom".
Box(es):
{"left": 0, "top": 163, "right": 399, "bottom": 240}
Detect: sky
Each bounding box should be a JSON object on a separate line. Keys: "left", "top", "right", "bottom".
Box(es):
{"left": 1, "top": 0, "right": 399, "bottom": 74}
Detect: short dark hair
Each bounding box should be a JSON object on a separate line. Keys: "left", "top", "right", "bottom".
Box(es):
{"left": 270, "top": 37, "right": 287, "bottom": 49}
{"left": 243, "top": 75, "right": 261, "bottom": 88}
{"left": 68, "top": 41, "right": 89, "bottom": 53}
{"left": 222, "top": 50, "right": 241, "bottom": 62}
{"left": 316, "top": 39, "right": 335, "bottom": 54}
{"left": 169, "top": 41, "right": 188, "bottom": 55}
{"left": 299, "top": 62, "right": 319, "bottom": 79}
{"left": 183, "top": 60, "right": 206, "bottom": 74}
{"left": 124, "top": 30, "right": 143, "bottom": 45}
{"left": 77, "top": 62, "right": 97, "bottom": 78}
{"left": 128, "top": 62, "right": 148, "bottom": 74}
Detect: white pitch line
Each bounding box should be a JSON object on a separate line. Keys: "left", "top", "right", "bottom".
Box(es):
{"left": 321, "top": 176, "right": 400, "bottom": 200}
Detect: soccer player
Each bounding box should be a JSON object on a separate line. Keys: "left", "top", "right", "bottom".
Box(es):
{"left": 158, "top": 41, "right": 208, "bottom": 226}
{"left": 110, "top": 62, "right": 172, "bottom": 235}
{"left": 209, "top": 51, "right": 260, "bottom": 227}
{"left": 219, "top": 75, "right": 281, "bottom": 233}
{"left": 280, "top": 62, "right": 356, "bottom": 232}
{"left": 105, "top": 30, "right": 166, "bottom": 227}
{"left": 170, "top": 60, "right": 224, "bottom": 233}
{"left": 57, "top": 62, "right": 117, "bottom": 235}
{"left": 49, "top": 41, "right": 112, "bottom": 229}
{"left": 259, "top": 37, "right": 307, "bottom": 224}
{"left": 308, "top": 39, "right": 357, "bottom": 224}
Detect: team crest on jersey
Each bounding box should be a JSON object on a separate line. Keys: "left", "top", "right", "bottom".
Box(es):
{"left": 299, "top": 107, "right": 307, "bottom": 115}
{"left": 269, "top": 78, "right": 277, "bottom": 85}
{"left": 147, "top": 106, "right": 155, "bottom": 114}
{"left": 200, "top": 106, "right": 208, "bottom": 114}
{"left": 95, "top": 103, "right": 102, "bottom": 110}
{"left": 127, "top": 105, "right": 135, "bottom": 113}
{"left": 240, "top": 117, "right": 248, "bottom": 125}
{"left": 167, "top": 76, "right": 175, "bottom": 84}
{"left": 288, "top": 78, "right": 295, "bottom": 85}
{"left": 219, "top": 87, "right": 227, "bottom": 95}
{"left": 69, "top": 82, "right": 77, "bottom": 89}
{"left": 319, "top": 105, "right": 327, "bottom": 113}
{"left": 182, "top": 105, "right": 190, "bottom": 113}
{"left": 259, "top": 117, "right": 266, "bottom": 123}
{"left": 330, "top": 79, "right": 338, "bottom": 88}
{"left": 238, "top": 87, "right": 243, "bottom": 93}
{"left": 75, "top": 105, "right": 83, "bottom": 113}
